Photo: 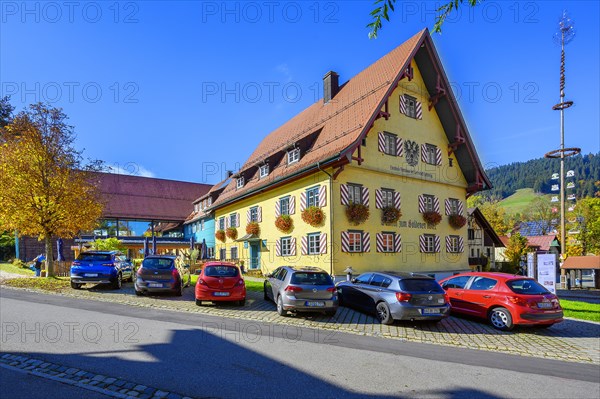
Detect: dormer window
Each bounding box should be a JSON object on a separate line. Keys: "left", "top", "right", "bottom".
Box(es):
{"left": 208, "top": 197, "right": 212, "bottom": 206}
{"left": 259, "top": 164, "right": 269, "bottom": 178}
{"left": 237, "top": 177, "right": 245, "bottom": 189}
{"left": 287, "top": 148, "right": 300, "bottom": 165}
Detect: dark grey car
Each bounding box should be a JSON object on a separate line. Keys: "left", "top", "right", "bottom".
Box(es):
{"left": 134, "top": 255, "right": 191, "bottom": 296}
{"left": 264, "top": 266, "right": 338, "bottom": 317}
{"left": 336, "top": 272, "right": 450, "bottom": 325}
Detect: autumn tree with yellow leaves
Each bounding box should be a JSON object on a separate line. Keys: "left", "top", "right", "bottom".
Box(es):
{"left": 0, "top": 102, "right": 104, "bottom": 276}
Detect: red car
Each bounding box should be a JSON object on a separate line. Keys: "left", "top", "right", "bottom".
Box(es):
{"left": 195, "top": 262, "right": 246, "bottom": 306}
{"left": 439, "top": 272, "right": 563, "bottom": 331}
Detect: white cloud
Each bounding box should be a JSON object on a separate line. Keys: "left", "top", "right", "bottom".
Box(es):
{"left": 107, "top": 163, "right": 156, "bottom": 178}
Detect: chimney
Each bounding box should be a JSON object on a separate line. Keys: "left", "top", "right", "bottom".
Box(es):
{"left": 323, "top": 71, "right": 339, "bottom": 103}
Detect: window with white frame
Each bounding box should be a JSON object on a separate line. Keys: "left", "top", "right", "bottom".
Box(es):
{"left": 287, "top": 148, "right": 300, "bottom": 164}
{"left": 423, "top": 234, "right": 435, "bottom": 253}
{"left": 219, "top": 248, "right": 226, "bottom": 260}
{"left": 425, "top": 144, "right": 437, "bottom": 165}
{"left": 423, "top": 194, "right": 434, "bottom": 212}
{"left": 348, "top": 184, "right": 362, "bottom": 205}
{"left": 405, "top": 95, "right": 416, "bottom": 118}
{"left": 279, "top": 196, "right": 290, "bottom": 216}
{"left": 249, "top": 206, "right": 258, "bottom": 222}
{"left": 448, "top": 235, "right": 460, "bottom": 253}
{"left": 192, "top": 223, "right": 197, "bottom": 233}
{"left": 384, "top": 133, "right": 397, "bottom": 156}
{"left": 208, "top": 197, "right": 212, "bottom": 206}
{"left": 307, "top": 233, "right": 321, "bottom": 255}
{"left": 306, "top": 187, "right": 319, "bottom": 208}
{"left": 259, "top": 164, "right": 269, "bottom": 178}
{"left": 229, "top": 213, "right": 237, "bottom": 228}
{"left": 218, "top": 217, "right": 225, "bottom": 230}
{"left": 230, "top": 246, "right": 238, "bottom": 259}
{"left": 381, "top": 233, "right": 394, "bottom": 252}
{"left": 237, "top": 177, "right": 245, "bottom": 189}
{"left": 348, "top": 231, "right": 362, "bottom": 253}
{"left": 200, "top": 220, "right": 204, "bottom": 231}
{"left": 281, "top": 237, "right": 292, "bottom": 256}
{"left": 382, "top": 189, "right": 394, "bottom": 208}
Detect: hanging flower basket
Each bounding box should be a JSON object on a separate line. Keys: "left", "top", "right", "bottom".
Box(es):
{"left": 301, "top": 206, "right": 325, "bottom": 227}
{"left": 246, "top": 222, "right": 260, "bottom": 235}
{"left": 345, "top": 203, "right": 370, "bottom": 225}
{"left": 215, "top": 230, "right": 226, "bottom": 242}
{"left": 226, "top": 227, "right": 238, "bottom": 240}
{"left": 422, "top": 211, "right": 442, "bottom": 226}
{"left": 275, "top": 215, "right": 294, "bottom": 233}
{"left": 448, "top": 214, "right": 467, "bottom": 229}
{"left": 381, "top": 206, "right": 401, "bottom": 224}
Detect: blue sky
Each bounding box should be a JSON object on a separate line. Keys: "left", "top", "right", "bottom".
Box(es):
{"left": 1, "top": 1, "right": 598, "bottom": 184}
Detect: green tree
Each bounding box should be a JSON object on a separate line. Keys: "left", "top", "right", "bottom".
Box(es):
{"left": 0, "top": 96, "right": 15, "bottom": 128}
{"left": 0, "top": 231, "right": 15, "bottom": 261}
{"left": 88, "top": 237, "right": 126, "bottom": 253}
{"left": 575, "top": 198, "right": 600, "bottom": 255}
{"left": 503, "top": 233, "right": 529, "bottom": 274}
{"left": 0, "top": 103, "right": 104, "bottom": 277}
{"left": 479, "top": 201, "right": 511, "bottom": 236}
{"left": 367, "top": 0, "right": 484, "bottom": 38}
{"left": 524, "top": 197, "right": 556, "bottom": 234}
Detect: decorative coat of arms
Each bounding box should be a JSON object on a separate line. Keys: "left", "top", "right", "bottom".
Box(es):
{"left": 404, "top": 140, "right": 419, "bottom": 167}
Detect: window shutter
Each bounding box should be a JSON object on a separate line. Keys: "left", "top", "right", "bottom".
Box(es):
{"left": 225, "top": 217, "right": 230, "bottom": 229}
{"left": 445, "top": 236, "right": 451, "bottom": 252}
{"left": 319, "top": 185, "right": 327, "bottom": 207}
{"left": 421, "top": 144, "right": 427, "bottom": 163}
{"left": 362, "top": 232, "right": 371, "bottom": 253}
{"left": 289, "top": 196, "right": 296, "bottom": 215}
{"left": 276, "top": 239, "right": 281, "bottom": 257}
{"left": 418, "top": 195, "right": 425, "bottom": 213}
{"left": 376, "top": 233, "right": 384, "bottom": 253}
{"left": 458, "top": 237, "right": 464, "bottom": 253}
{"left": 257, "top": 206, "right": 262, "bottom": 222}
{"left": 300, "top": 192, "right": 307, "bottom": 211}
{"left": 399, "top": 95, "right": 407, "bottom": 115}
{"left": 375, "top": 189, "right": 383, "bottom": 209}
{"left": 290, "top": 237, "right": 296, "bottom": 256}
{"left": 458, "top": 200, "right": 464, "bottom": 216}
{"left": 301, "top": 236, "right": 308, "bottom": 255}
{"left": 435, "top": 148, "right": 442, "bottom": 165}
{"left": 275, "top": 201, "right": 281, "bottom": 218}
{"left": 319, "top": 233, "right": 327, "bottom": 254}
{"left": 445, "top": 199, "right": 451, "bottom": 216}
{"left": 434, "top": 236, "right": 441, "bottom": 253}
{"left": 340, "top": 231, "right": 349, "bottom": 253}
{"left": 340, "top": 184, "right": 349, "bottom": 205}
{"left": 396, "top": 137, "right": 404, "bottom": 157}
{"left": 416, "top": 101, "right": 423, "bottom": 120}
{"left": 393, "top": 192, "right": 401, "bottom": 210}
{"left": 246, "top": 209, "right": 251, "bottom": 223}
{"left": 434, "top": 197, "right": 440, "bottom": 213}
{"left": 236, "top": 213, "right": 240, "bottom": 227}
{"left": 419, "top": 235, "right": 426, "bottom": 253}
{"left": 394, "top": 234, "right": 402, "bottom": 253}
{"left": 378, "top": 132, "right": 385, "bottom": 153}
{"left": 361, "top": 187, "right": 369, "bottom": 207}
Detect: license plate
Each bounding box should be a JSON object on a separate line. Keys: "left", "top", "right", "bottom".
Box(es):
{"left": 422, "top": 308, "right": 441, "bottom": 314}
{"left": 85, "top": 273, "right": 98, "bottom": 277}
{"left": 148, "top": 283, "right": 162, "bottom": 288}
{"left": 305, "top": 301, "right": 325, "bottom": 307}
{"left": 214, "top": 292, "right": 230, "bottom": 297}
{"left": 538, "top": 302, "right": 552, "bottom": 309}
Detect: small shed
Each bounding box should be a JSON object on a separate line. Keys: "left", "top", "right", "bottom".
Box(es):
{"left": 560, "top": 256, "right": 600, "bottom": 289}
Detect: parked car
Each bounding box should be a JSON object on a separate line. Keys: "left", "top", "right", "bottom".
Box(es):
{"left": 195, "top": 262, "right": 246, "bottom": 306}
{"left": 134, "top": 255, "right": 191, "bottom": 296}
{"left": 336, "top": 272, "right": 449, "bottom": 325}
{"left": 439, "top": 272, "right": 564, "bottom": 331}
{"left": 70, "top": 251, "right": 134, "bottom": 290}
{"left": 264, "top": 266, "right": 338, "bottom": 317}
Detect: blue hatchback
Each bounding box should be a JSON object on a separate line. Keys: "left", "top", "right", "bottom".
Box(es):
{"left": 70, "top": 251, "right": 134, "bottom": 290}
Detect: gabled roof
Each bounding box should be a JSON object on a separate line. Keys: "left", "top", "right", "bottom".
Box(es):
{"left": 468, "top": 208, "right": 504, "bottom": 247}
{"left": 212, "top": 29, "right": 490, "bottom": 209}
{"left": 93, "top": 172, "right": 211, "bottom": 222}
{"left": 185, "top": 176, "right": 231, "bottom": 224}
{"left": 526, "top": 235, "right": 560, "bottom": 252}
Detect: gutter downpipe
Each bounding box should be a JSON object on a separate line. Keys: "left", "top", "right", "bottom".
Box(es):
{"left": 317, "top": 161, "right": 334, "bottom": 278}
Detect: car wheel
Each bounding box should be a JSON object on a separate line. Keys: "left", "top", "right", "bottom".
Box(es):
{"left": 488, "top": 307, "right": 514, "bottom": 331}
{"left": 263, "top": 283, "right": 269, "bottom": 301}
{"left": 176, "top": 282, "right": 183, "bottom": 297}
{"left": 239, "top": 299, "right": 246, "bottom": 307}
{"left": 135, "top": 289, "right": 143, "bottom": 296}
{"left": 337, "top": 289, "right": 344, "bottom": 306}
{"left": 70, "top": 281, "right": 82, "bottom": 290}
{"left": 113, "top": 273, "right": 122, "bottom": 290}
{"left": 376, "top": 301, "right": 394, "bottom": 325}
{"left": 277, "top": 296, "right": 287, "bottom": 317}
{"left": 195, "top": 299, "right": 202, "bottom": 306}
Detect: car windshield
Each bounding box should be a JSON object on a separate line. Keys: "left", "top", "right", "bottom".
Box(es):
{"left": 77, "top": 253, "right": 112, "bottom": 262}
{"left": 290, "top": 272, "right": 333, "bottom": 286}
{"left": 507, "top": 279, "right": 550, "bottom": 295}
{"left": 142, "top": 258, "right": 174, "bottom": 270}
{"left": 399, "top": 279, "right": 443, "bottom": 293}
{"left": 204, "top": 266, "right": 238, "bottom": 277}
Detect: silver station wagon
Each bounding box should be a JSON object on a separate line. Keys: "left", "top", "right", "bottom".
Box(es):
{"left": 264, "top": 266, "right": 338, "bottom": 317}
{"left": 336, "top": 271, "right": 450, "bottom": 325}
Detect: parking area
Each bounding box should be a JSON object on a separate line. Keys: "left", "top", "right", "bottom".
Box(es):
{"left": 4, "top": 282, "right": 599, "bottom": 365}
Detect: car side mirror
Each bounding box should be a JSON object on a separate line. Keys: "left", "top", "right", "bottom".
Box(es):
{"left": 266, "top": 273, "right": 272, "bottom": 278}
{"left": 351, "top": 278, "right": 357, "bottom": 284}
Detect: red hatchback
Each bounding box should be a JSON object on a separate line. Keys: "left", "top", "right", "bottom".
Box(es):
{"left": 195, "top": 262, "right": 246, "bottom": 306}
{"left": 439, "top": 272, "right": 563, "bottom": 331}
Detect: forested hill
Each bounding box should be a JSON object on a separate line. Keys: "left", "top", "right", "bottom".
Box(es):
{"left": 484, "top": 152, "right": 600, "bottom": 200}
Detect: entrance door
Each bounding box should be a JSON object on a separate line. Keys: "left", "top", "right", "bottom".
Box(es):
{"left": 249, "top": 242, "right": 260, "bottom": 269}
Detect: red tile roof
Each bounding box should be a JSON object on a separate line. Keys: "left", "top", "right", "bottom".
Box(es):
{"left": 525, "top": 235, "right": 558, "bottom": 252}
{"left": 561, "top": 256, "right": 600, "bottom": 270}
{"left": 94, "top": 172, "right": 211, "bottom": 221}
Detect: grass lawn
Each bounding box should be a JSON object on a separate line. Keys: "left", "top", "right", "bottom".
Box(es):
{"left": 190, "top": 273, "right": 263, "bottom": 292}
{"left": 0, "top": 262, "right": 35, "bottom": 276}
{"left": 498, "top": 188, "right": 543, "bottom": 215}
{"left": 560, "top": 299, "right": 600, "bottom": 322}
{"left": 3, "top": 276, "right": 70, "bottom": 292}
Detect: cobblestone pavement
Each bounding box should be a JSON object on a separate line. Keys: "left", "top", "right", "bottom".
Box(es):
{"left": 3, "top": 283, "right": 599, "bottom": 365}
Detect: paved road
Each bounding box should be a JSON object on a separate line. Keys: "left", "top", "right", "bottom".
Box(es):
{"left": 1, "top": 289, "right": 599, "bottom": 398}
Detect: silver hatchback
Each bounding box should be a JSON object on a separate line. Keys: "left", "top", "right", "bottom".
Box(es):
{"left": 336, "top": 271, "right": 450, "bottom": 325}
{"left": 264, "top": 266, "right": 338, "bottom": 317}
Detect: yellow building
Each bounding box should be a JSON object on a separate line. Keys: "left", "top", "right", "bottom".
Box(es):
{"left": 210, "top": 29, "right": 491, "bottom": 279}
